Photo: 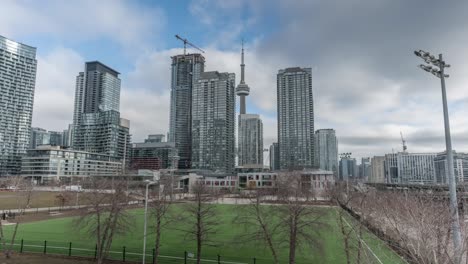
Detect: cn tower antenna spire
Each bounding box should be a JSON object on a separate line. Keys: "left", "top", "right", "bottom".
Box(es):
{"left": 241, "top": 39, "right": 245, "bottom": 84}
{"left": 236, "top": 39, "right": 250, "bottom": 114}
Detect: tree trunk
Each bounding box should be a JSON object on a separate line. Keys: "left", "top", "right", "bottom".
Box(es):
{"left": 0, "top": 219, "right": 8, "bottom": 258}
{"left": 6, "top": 223, "right": 19, "bottom": 258}
{"left": 154, "top": 217, "right": 161, "bottom": 264}
{"left": 357, "top": 223, "right": 363, "bottom": 264}
{"left": 197, "top": 201, "right": 202, "bottom": 264}
{"left": 254, "top": 205, "right": 279, "bottom": 264}
{"left": 288, "top": 215, "right": 297, "bottom": 264}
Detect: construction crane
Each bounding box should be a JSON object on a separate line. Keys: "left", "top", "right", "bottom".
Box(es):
{"left": 175, "top": 34, "right": 205, "bottom": 55}
{"left": 400, "top": 131, "right": 407, "bottom": 152}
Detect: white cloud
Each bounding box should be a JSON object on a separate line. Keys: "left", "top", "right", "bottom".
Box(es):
{"left": 12, "top": 0, "right": 468, "bottom": 163}
{"left": 1, "top": 0, "right": 166, "bottom": 52}
{"left": 32, "top": 48, "right": 84, "bottom": 131}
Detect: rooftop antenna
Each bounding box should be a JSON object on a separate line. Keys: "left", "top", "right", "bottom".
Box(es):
{"left": 175, "top": 34, "right": 205, "bottom": 55}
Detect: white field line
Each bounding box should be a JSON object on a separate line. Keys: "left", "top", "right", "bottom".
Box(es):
{"left": 341, "top": 216, "right": 384, "bottom": 264}
{"left": 13, "top": 243, "right": 248, "bottom": 264}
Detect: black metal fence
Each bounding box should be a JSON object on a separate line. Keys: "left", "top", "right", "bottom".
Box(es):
{"left": 0, "top": 239, "right": 267, "bottom": 264}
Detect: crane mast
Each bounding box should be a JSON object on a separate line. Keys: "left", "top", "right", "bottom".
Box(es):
{"left": 175, "top": 34, "right": 205, "bottom": 55}
{"left": 400, "top": 131, "right": 407, "bottom": 152}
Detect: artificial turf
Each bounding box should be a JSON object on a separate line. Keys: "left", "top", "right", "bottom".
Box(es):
{"left": 2, "top": 204, "right": 406, "bottom": 264}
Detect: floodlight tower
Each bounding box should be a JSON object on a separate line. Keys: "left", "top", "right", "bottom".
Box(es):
{"left": 236, "top": 41, "right": 250, "bottom": 114}
{"left": 414, "top": 49, "right": 461, "bottom": 261}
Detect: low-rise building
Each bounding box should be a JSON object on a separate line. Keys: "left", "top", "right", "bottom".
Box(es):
{"left": 175, "top": 173, "right": 238, "bottom": 193}
{"left": 238, "top": 169, "right": 334, "bottom": 198}
{"left": 21, "top": 145, "right": 122, "bottom": 184}
{"left": 434, "top": 151, "right": 468, "bottom": 184}
{"left": 385, "top": 152, "right": 437, "bottom": 184}
{"left": 238, "top": 172, "right": 278, "bottom": 189}
{"left": 299, "top": 169, "right": 335, "bottom": 197}
{"left": 130, "top": 135, "right": 179, "bottom": 171}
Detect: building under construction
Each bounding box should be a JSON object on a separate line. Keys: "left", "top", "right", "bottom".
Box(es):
{"left": 168, "top": 52, "right": 205, "bottom": 169}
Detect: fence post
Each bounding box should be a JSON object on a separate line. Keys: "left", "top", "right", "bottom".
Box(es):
{"left": 152, "top": 248, "right": 155, "bottom": 264}
{"left": 20, "top": 239, "right": 24, "bottom": 253}
{"left": 94, "top": 244, "right": 97, "bottom": 259}
{"left": 253, "top": 257, "right": 256, "bottom": 264}
{"left": 69, "top": 242, "right": 72, "bottom": 256}
{"left": 184, "top": 251, "right": 187, "bottom": 264}
{"left": 218, "top": 254, "right": 221, "bottom": 264}
{"left": 123, "top": 246, "right": 126, "bottom": 262}
{"left": 43, "top": 240, "right": 47, "bottom": 254}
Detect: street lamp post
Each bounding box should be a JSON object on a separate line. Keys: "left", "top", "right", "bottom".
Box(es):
{"left": 415, "top": 50, "right": 462, "bottom": 261}
{"left": 142, "top": 180, "right": 158, "bottom": 264}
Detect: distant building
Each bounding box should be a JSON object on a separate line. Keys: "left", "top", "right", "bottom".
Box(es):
{"left": 130, "top": 135, "right": 178, "bottom": 171}
{"left": 145, "top": 134, "right": 165, "bottom": 143}
{"left": 370, "top": 156, "right": 385, "bottom": 183}
{"left": 191, "top": 71, "right": 235, "bottom": 173}
{"left": 30, "top": 127, "right": 50, "bottom": 149}
{"left": 169, "top": 54, "right": 205, "bottom": 169}
{"left": 360, "top": 157, "right": 371, "bottom": 180}
{"left": 339, "top": 157, "right": 357, "bottom": 181}
{"left": 315, "top": 129, "right": 338, "bottom": 176}
{"left": 385, "top": 152, "right": 436, "bottom": 184}
{"left": 49, "top": 131, "right": 63, "bottom": 146}
{"left": 434, "top": 151, "right": 468, "bottom": 184}
{"left": 277, "top": 67, "right": 314, "bottom": 170}
{"left": 238, "top": 114, "right": 263, "bottom": 167}
{"left": 0, "top": 35, "right": 38, "bottom": 175}
{"left": 21, "top": 145, "right": 122, "bottom": 184}
{"left": 62, "top": 124, "right": 73, "bottom": 147}
{"left": 269, "top": 143, "right": 280, "bottom": 171}
{"left": 72, "top": 61, "right": 130, "bottom": 162}
{"left": 30, "top": 128, "right": 68, "bottom": 149}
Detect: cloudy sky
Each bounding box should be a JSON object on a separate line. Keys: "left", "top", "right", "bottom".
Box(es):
{"left": 3, "top": 0, "right": 468, "bottom": 163}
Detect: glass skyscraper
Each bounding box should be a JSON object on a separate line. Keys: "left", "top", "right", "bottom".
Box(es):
{"left": 191, "top": 71, "right": 235, "bottom": 173}
{"left": 277, "top": 67, "right": 314, "bottom": 170}
{"left": 168, "top": 54, "right": 205, "bottom": 169}
{"left": 0, "top": 35, "right": 37, "bottom": 175}
{"left": 269, "top": 142, "right": 280, "bottom": 171}
{"left": 72, "top": 61, "right": 130, "bottom": 162}
{"left": 315, "top": 129, "right": 338, "bottom": 175}
{"left": 238, "top": 114, "right": 263, "bottom": 167}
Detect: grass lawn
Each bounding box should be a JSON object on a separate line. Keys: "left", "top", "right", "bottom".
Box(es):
{"left": 0, "top": 191, "right": 62, "bottom": 210}
{"left": 2, "top": 204, "right": 406, "bottom": 264}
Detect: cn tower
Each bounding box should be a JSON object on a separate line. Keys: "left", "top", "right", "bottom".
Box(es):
{"left": 236, "top": 41, "right": 250, "bottom": 114}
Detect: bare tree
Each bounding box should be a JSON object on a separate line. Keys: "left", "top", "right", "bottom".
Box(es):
{"left": 0, "top": 176, "right": 35, "bottom": 259}
{"left": 329, "top": 181, "right": 363, "bottom": 264}
{"left": 149, "top": 177, "right": 172, "bottom": 264}
{"left": 369, "top": 190, "right": 453, "bottom": 264}
{"left": 74, "top": 177, "right": 133, "bottom": 264}
{"left": 174, "top": 181, "right": 219, "bottom": 264}
{"left": 235, "top": 189, "right": 281, "bottom": 264}
{"left": 275, "top": 172, "right": 326, "bottom": 264}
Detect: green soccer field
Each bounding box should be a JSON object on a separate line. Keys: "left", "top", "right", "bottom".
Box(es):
{"left": 2, "top": 204, "right": 406, "bottom": 264}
